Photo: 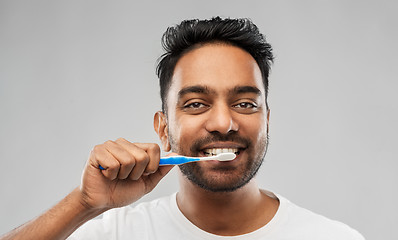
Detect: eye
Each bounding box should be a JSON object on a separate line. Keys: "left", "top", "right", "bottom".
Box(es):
{"left": 232, "top": 101, "right": 258, "bottom": 114}
{"left": 184, "top": 102, "right": 207, "bottom": 109}
{"left": 234, "top": 102, "right": 257, "bottom": 109}
{"left": 182, "top": 101, "right": 210, "bottom": 114}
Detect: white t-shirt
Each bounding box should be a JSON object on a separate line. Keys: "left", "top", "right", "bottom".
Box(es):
{"left": 68, "top": 190, "right": 365, "bottom": 240}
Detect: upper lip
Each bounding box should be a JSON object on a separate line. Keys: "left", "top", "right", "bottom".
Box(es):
{"left": 199, "top": 142, "right": 247, "bottom": 150}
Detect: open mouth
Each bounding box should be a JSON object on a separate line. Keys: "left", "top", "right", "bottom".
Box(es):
{"left": 201, "top": 148, "right": 242, "bottom": 156}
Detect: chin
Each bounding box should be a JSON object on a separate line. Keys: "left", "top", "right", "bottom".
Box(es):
{"left": 179, "top": 161, "right": 260, "bottom": 193}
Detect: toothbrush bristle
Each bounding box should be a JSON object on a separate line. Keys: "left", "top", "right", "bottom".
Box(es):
{"left": 216, "top": 152, "right": 236, "bottom": 161}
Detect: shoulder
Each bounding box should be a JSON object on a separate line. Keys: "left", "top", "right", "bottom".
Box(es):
{"left": 275, "top": 193, "right": 365, "bottom": 240}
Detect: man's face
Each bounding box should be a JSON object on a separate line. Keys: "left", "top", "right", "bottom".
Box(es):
{"left": 165, "top": 44, "right": 269, "bottom": 192}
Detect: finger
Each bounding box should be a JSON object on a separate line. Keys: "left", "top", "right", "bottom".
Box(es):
{"left": 103, "top": 140, "right": 135, "bottom": 180}
{"left": 91, "top": 144, "right": 120, "bottom": 180}
{"left": 115, "top": 138, "right": 150, "bottom": 180}
{"left": 133, "top": 143, "right": 161, "bottom": 174}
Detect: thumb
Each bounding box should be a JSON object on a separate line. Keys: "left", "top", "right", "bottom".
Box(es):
{"left": 144, "top": 166, "right": 173, "bottom": 193}
{"left": 143, "top": 152, "right": 178, "bottom": 192}
{"left": 165, "top": 152, "right": 179, "bottom": 157}
{"left": 156, "top": 152, "right": 178, "bottom": 177}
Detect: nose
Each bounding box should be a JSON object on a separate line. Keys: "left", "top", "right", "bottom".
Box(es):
{"left": 205, "top": 103, "right": 239, "bottom": 134}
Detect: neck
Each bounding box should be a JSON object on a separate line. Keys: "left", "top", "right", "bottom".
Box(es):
{"left": 177, "top": 171, "right": 279, "bottom": 236}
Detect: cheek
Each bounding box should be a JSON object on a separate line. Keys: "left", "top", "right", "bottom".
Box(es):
{"left": 239, "top": 114, "right": 267, "bottom": 133}
{"left": 239, "top": 113, "right": 268, "bottom": 141}
{"left": 170, "top": 115, "right": 206, "bottom": 146}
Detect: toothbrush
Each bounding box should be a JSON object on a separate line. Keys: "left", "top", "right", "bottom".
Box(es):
{"left": 99, "top": 152, "right": 236, "bottom": 170}
{"left": 158, "top": 152, "right": 236, "bottom": 165}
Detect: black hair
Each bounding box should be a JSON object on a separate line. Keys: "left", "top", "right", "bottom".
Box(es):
{"left": 156, "top": 16, "right": 274, "bottom": 112}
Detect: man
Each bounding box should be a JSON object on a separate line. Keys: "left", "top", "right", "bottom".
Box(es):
{"left": 1, "top": 17, "right": 364, "bottom": 239}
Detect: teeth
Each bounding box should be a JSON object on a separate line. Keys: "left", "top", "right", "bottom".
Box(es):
{"left": 203, "top": 148, "right": 239, "bottom": 156}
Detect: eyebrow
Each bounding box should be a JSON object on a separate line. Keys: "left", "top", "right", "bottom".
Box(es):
{"left": 231, "top": 86, "right": 262, "bottom": 96}
{"left": 178, "top": 85, "right": 215, "bottom": 98}
{"left": 177, "top": 85, "right": 262, "bottom": 99}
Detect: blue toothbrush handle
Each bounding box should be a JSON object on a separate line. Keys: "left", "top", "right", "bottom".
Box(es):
{"left": 159, "top": 156, "right": 200, "bottom": 165}
{"left": 98, "top": 156, "right": 200, "bottom": 169}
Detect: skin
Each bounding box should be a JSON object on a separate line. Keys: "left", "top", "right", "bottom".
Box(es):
{"left": 154, "top": 43, "right": 279, "bottom": 235}
{"left": 0, "top": 43, "right": 278, "bottom": 239}
{"left": 0, "top": 140, "right": 175, "bottom": 240}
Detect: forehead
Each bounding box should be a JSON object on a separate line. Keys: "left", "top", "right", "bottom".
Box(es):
{"left": 168, "top": 44, "right": 264, "bottom": 100}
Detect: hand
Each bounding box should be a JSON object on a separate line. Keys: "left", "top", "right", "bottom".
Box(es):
{"left": 79, "top": 138, "right": 175, "bottom": 210}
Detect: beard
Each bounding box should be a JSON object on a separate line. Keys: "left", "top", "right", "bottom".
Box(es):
{"left": 169, "top": 131, "right": 269, "bottom": 193}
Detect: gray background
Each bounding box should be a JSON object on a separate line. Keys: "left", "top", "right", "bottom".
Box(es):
{"left": 0, "top": 1, "right": 397, "bottom": 239}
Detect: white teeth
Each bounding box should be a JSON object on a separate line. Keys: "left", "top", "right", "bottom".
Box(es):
{"left": 203, "top": 148, "right": 239, "bottom": 156}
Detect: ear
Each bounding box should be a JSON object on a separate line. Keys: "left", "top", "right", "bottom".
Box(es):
{"left": 266, "top": 108, "right": 270, "bottom": 133}
{"left": 154, "top": 111, "right": 171, "bottom": 152}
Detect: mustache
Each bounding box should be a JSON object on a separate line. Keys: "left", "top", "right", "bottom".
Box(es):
{"left": 190, "top": 132, "right": 252, "bottom": 153}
